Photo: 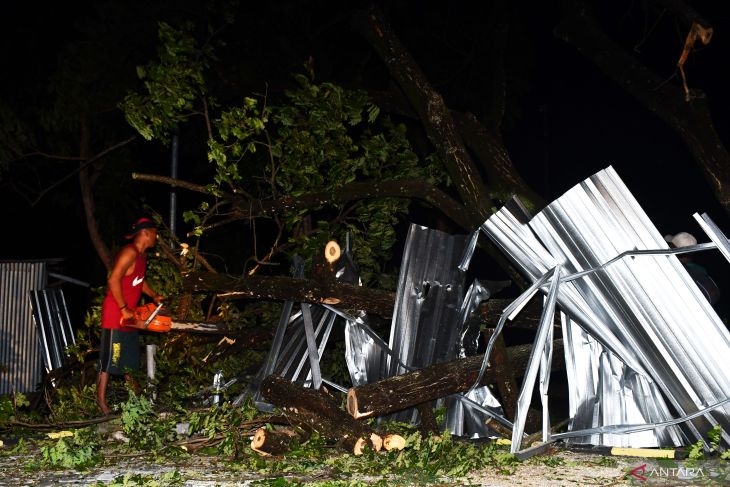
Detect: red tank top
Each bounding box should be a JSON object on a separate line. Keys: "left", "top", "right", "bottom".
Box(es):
{"left": 102, "top": 246, "right": 146, "bottom": 330}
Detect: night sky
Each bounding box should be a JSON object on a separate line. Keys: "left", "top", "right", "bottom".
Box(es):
{"left": 2, "top": 1, "right": 730, "bottom": 313}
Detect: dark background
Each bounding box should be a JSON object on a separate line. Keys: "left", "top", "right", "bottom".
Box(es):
{"left": 2, "top": 0, "right": 729, "bottom": 320}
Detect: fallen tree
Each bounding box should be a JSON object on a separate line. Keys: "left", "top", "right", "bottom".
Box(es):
{"left": 184, "top": 268, "right": 546, "bottom": 323}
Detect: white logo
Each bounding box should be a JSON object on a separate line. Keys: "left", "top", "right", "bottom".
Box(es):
{"left": 132, "top": 276, "right": 144, "bottom": 287}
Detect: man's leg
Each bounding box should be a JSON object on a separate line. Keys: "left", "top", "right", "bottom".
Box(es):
{"left": 97, "top": 371, "right": 111, "bottom": 415}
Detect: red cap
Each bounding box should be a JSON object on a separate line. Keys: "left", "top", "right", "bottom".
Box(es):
{"left": 125, "top": 218, "right": 157, "bottom": 239}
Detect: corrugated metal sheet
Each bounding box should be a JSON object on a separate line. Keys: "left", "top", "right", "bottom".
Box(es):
{"left": 30, "top": 288, "right": 75, "bottom": 372}
{"left": 386, "top": 224, "right": 468, "bottom": 377}
{"left": 482, "top": 166, "right": 730, "bottom": 452}
{"left": 0, "top": 262, "right": 47, "bottom": 395}
{"left": 368, "top": 224, "right": 504, "bottom": 437}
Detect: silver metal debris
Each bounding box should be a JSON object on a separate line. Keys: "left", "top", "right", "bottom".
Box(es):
{"left": 482, "top": 166, "right": 730, "bottom": 452}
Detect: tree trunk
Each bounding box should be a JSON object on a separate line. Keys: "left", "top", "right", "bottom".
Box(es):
{"left": 346, "top": 340, "right": 564, "bottom": 420}
{"left": 353, "top": 6, "right": 493, "bottom": 226}
{"left": 556, "top": 0, "right": 730, "bottom": 214}
{"left": 481, "top": 329, "right": 519, "bottom": 422}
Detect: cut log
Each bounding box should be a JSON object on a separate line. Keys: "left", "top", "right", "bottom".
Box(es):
{"left": 324, "top": 241, "right": 341, "bottom": 264}
{"left": 346, "top": 340, "right": 564, "bottom": 419}
{"left": 261, "top": 375, "right": 378, "bottom": 454}
{"left": 250, "top": 427, "right": 297, "bottom": 455}
{"left": 383, "top": 434, "right": 406, "bottom": 451}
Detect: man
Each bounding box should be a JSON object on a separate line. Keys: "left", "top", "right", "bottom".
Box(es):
{"left": 665, "top": 232, "right": 720, "bottom": 306}
{"left": 97, "top": 217, "right": 164, "bottom": 415}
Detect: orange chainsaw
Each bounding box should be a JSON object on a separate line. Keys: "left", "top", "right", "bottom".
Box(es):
{"left": 122, "top": 302, "right": 172, "bottom": 332}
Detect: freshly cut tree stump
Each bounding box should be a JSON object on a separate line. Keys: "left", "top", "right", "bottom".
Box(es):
{"left": 250, "top": 427, "right": 298, "bottom": 456}
{"left": 346, "top": 340, "right": 564, "bottom": 419}
{"left": 261, "top": 375, "right": 379, "bottom": 455}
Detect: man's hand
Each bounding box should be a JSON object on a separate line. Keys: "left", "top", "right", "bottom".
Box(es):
{"left": 121, "top": 306, "right": 134, "bottom": 322}
{"left": 153, "top": 294, "right": 166, "bottom": 304}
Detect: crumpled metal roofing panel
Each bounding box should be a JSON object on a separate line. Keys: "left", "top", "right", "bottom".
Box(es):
{"left": 381, "top": 223, "right": 503, "bottom": 436}
{"left": 386, "top": 224, "right": 468, "bottom": 376}
{"left": 529, "top": 167, "right": 730, "bottom": 446}
{"left": 480, "top": 166, "right": 730, "bottom": 448}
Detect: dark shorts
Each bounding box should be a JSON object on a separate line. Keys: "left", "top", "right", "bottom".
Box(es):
{"left": 99, "top": 328, "right": 140, "bottom": 375}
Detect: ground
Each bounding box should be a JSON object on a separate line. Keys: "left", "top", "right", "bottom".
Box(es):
{"left": 0, "top": 446, "right": 656, "bottom": 486}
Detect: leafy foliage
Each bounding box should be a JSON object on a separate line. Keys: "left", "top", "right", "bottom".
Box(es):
{"left": 688, "top": 425, "right": 730, "bottom": 460}
{"left": 40, "top": 428, "right": 102, "bottom": 469}
{"left": 121, "top": 22, "right": 212, "bottom": 143}
{"left": 121, "top": 393, "right": 172, "bottom": 451}
{"left": 0, "top": 393, "right": 29, "bottom": 422}
{"left": 47, "top": 385, "right": 99, "bottom": 422}
{"left": 122, "top": 23, "right": 447, "bottom": 285}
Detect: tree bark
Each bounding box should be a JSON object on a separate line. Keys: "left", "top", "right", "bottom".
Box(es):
{"left": 481, "top": 328, "right": 519, "bottom": 422}
{"left": 453, "top": 112, "right": 545, "bottom": 213}
{"left": 483, "top": 298, "right": 545, "bottom": 330}
{"left": 556, "top": 0, "right": 730, "bottom": 214}
{"left": 260, "top": 375, "right": 379, "bottom": 454}
{"left": 184, "top": 271, "right": 396, "bottom": 318}
{"left": 353, "top": 6, "right": 493, "bottom": 226}
{"left": 346, "top": 340, "right": 564, "bottom": 419}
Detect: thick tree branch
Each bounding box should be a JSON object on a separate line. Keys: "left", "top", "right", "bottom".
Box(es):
{"left": 183, "top": 272, "right": 396, "bottom": 318}
{"left": 556, "top": 0, "right": 730, "bottom": 213}
{"left": 453, "top": 112, "right": 545, "bottom": 211}
{"left": 133, "top": 174, "right": 473, "bottom": 231}
{"left": 353, "top": 6, "right": 493, "bottom": 226}
{"left": 184, "top": 269, "right": 541, "bottom": 324}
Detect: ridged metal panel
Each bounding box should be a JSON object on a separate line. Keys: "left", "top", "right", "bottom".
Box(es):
{"left": 380, "top": 224, "right": 503, "bottom": 437}
{"left": 0, "top": 262, "right": 46, "bottom": 395}
{"left": 30, "top": 289, "right": 76, "bottom": 372}
{"left": 483, "top": 166, "right": 730, "bottom": 449}
{"left": 386, "top": 224, "right": 469, "bottom": 376}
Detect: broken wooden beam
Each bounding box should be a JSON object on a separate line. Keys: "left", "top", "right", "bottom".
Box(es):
{"left": 346, "top": 340, "right": 564, "bottom": 420}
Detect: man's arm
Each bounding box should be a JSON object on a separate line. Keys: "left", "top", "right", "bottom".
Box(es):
{"left": 142, "top": 281, "right": 164, "bottom": 304}
{"left": 108, "top": 246, "right": 137, "bottom": 320}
